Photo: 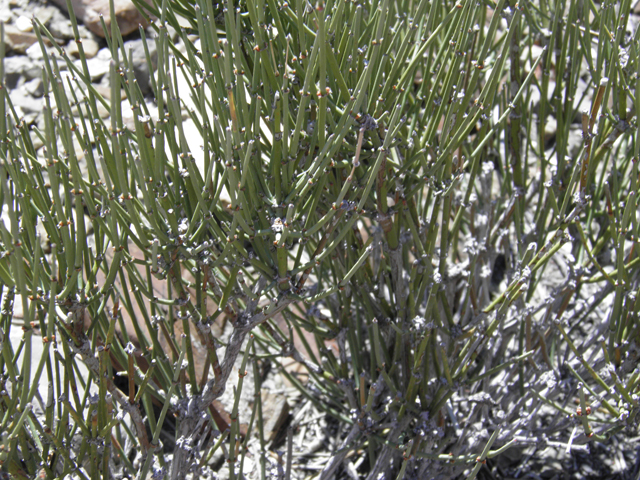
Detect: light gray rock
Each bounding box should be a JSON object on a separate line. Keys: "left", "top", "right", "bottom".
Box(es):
{"left": 567, "top": 126, "right": 584, "bottom": 159}
{"left": 11, "top": 87, "right": 43, "bottom": 113}
{"left": 45, "top": 7, "right": 75, "bottom": 40}
{"left": 83, "top": 37, "right": 101, "bottom": 58}
{"left": 544, "top": 116, "right": 557, "bottom": 146}
{"left": 34, "top": 5, "right": 56, "bottom": 26}
{"left": 123, "top": 37, "right": 156, "bottom": 96}
{"left": 3, "top": 56, "right": 42, "bottom": 87}
{"left": 14, "top": 14, "right": 32, "bottom": 32}
{"left": 24, "top": 77, "right": 44, "bottom": 97}
{"left": 29, "top": 129, "right": 45, "bottom": 151}
{"left": 4, "top": 24, "right": 38, "bottom": 53}
{"left": 66, "top": 36, "right": 100, "bottom": 59}
{"left": 26, "top": 42, "right": 46, "bottom": 60}
{"left": 48, "top": 0, "right": 154, "bottom": 38}
{"left": 0, "top": 0, "right": 12, "bottom": 23}
{"left": 96, "top": 46, "right": 112, "bottom": 61}
{"left": 82, "top": 56, "right": 110, "bottom": 80}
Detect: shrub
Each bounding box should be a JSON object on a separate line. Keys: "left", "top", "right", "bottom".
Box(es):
{"left": 1, "top": 0, "right": 639, "bottom": 478}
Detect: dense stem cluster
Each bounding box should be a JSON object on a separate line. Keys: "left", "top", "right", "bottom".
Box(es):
{"left": 1, "top": 0, "right": 639, "bottom": 478}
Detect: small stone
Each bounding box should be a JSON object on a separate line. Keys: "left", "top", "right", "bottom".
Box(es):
{"left": 4, "top": 24, "right": 38, "bottom": 53}
{"left": 80, "top": 37, "right": 100, "bottom": 58}
{"left": 14, "top": 14, "right": 32, "bottom": 32}
{"left": 567, "top": 127, "right": 583, "bottom": 159}
{"left": 23, "top": 63, "right": 43, "bottom": 81}
{"left": 34, "top": 5, "right": 56, "bottom": 26}
{"left": 30, "top": 130, "right": 45, "bottom": 150}
{"left": 0, "top": 0, "right": 12, "bottom": 23}
{"left": 93, "top": 84, "right": 126, "bottom": 101}
{"left": 260, "top": 390, "right": 290, "bottom": 442}
{"left": 123, "top": 38, "right": 157, "bottom": 96}
{"left": 46, "top": 8, "right": 75, "bottom": 40}
{"left": 544, "top": 116, "right": 557, "bottom": 147}
{"left": 48, "top": 0, "right": 153, "bottom": 38}
{"left": 2, "top": 61, "right": 21, "bottom": 88}
{"left": 97, "top": 102, "right": 110, "bottom": 119}
{"left": 24, "top": 77, "right": 44, "bottom": 97}
{"left": 26, "top": 42, "right": 46, "bottom": 60}
{"left": 66, "top": 37, "right": 100, "bottom": 59}
{"left": 66, "top": 39, "right": 80, "bottom": 57}
{"left": 11, "top": 88, "right": 44, "bottom": 113}
{"left": 83, "top": 57, "right": 110, "bottom": 81}
{"left": 96, "top": 47, "right": 112, "bottom": 61}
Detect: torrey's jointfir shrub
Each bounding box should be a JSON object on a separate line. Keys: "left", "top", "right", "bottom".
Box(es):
{"left": 1, "top": 0, "right": 640, "bottom": 478}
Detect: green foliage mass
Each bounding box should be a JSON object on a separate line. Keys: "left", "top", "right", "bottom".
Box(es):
{"left": 1, "top": 0, "right": 640, "bottom": 477}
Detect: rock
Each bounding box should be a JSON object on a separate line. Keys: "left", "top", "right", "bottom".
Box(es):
{"left": 22, "top": 61, "right": 43, "bottom": 81}
{"left": 4, "top": 24, "right": 38, "bottom": 53}
{"left": 0, "top": 0, "right": 12, "bottom": 23}
{"left": 24, "top": 77, "right": 44, "bottom": 97}
{"left": 83, "top": 37, "right": 100, "bottom": 58}
{"left": 567, "top": 126, "right": 584, "bottom": 159}
{"left": 96, "top": 101, "right": 110, "bottom": 118}
{"left": 14, "top": 15, "right": 32, "bottom": 32}
{"left": 83, "top": 56, "right": 110, "bottom": 80}
{"left": 66, "top": 37, "right": 100, "bottom": 58}
{"left": 544, "top": 116, "right": 557, "bottom": 147}
{"left": 30, "top": 129, "right": 44, "bottom": 151}
{"left": 45, "top": 7, "right": 75, "bottom": 40}
{"left": 123, "top": 37, "right": 156, "bottom": 96}
{"left": 3, "top": 56, "right": 41, "bottom": 87}
{"left": 26, "top": 42, "right": 46, "bottom": 60}
{"left": 94, "top": 83, "right": 126, "bottom": 101}
{"left": 96, "top": 46, "right": 111, "bottom": 60}
{"left": 34, "top": 5, "right": 56, "bottom": 26}
{"left": 261, "top": 390, "right": 290, "bottom": 442}
{"left": 11, "top": 88, "right": 43, "bottom": 114}
{"left": 48, "top": 0, "right": 153, "bottom": 38}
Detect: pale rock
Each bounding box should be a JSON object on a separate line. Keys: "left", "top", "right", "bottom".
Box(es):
{"left": 45, "top": 7, "right": 74, "bottom": 40}
{"left": 49, "top": 0, "right": 154, "bottom": 38}
{"left": 3, "top": 56, "right": 42, "bottom": 87}
{"left": 93, "top": 84, "right": 126, "bottom": 101}
{"left": 84, "top": 56, "right": 110, "bottom": 80}
{"left": 24, "top": 77, "right": 44, "bottom": 97}
{"left": 97, "top": 101, "right": 110, "bottom": 118}
{"left": 26, "top": 42, "right": 46, "bottom": 60}
{"left": 123, "top": 37, "right": 156, "bottom": 96}
{"left": 544, "top": 116, "right": 557, "bottom": 146}
{"left": 30, "top": 129, "right": 45, "bottom": 151}
{"left": 14, "top": 14, "right": 32, "bottom": 32}
{"left": 567, "top": 126, "right": 584, "bottom": 159}
{"left": 34, "top": 5, "right": 56, "bottom": 26}
{"left": 81, "top": 37, "right": 100, "bottom": 58}
{"left": 260, "top": 390, "right": 290, "bottom": 441}
{"left": 65, "top": 39, "right": 79, "bottom": 57}
{"left": 66, "top": 37, "right": 100, "bottom": 59}
{"left": 0, "top": 0, "right": 12, "bottom": 23}
{"left": 96, "top": 46, "right": 112, "bottom": 61}
{"left": 11, "top": 88, "right": 43, "bottom": 113}
{"left": 4, "top": 24, "right": 38, "bottom": 53}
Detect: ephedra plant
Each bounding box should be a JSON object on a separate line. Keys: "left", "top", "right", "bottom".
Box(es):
{"left": 1, "top": 0, "right": 640, "bottom": 478}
